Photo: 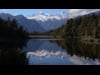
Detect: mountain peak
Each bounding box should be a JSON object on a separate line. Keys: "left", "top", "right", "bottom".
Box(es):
{"left": 0, "top": 13, "right": 14, "bottom": 17}
{"left": 38, "top": 12, "right": 45, "bottom": 15}
{"left": 27, "top": 12, "right": 67, "bottom": 21}
{"left": 15, "top": 14, "right": 27, "bottom": 19}
{"left": 0, "top": 12, "right": 67, "bottom": 32}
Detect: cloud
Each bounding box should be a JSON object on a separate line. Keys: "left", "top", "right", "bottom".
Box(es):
{"left": 68, "top": 9, "right": 100, "bottom": 18}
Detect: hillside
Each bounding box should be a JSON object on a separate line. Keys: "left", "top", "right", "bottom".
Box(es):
{"left": 65, "top": 11, "right": 100, "bottom": 42}
{"left": 0, "top": 13, "right": 67, "bottom": 33}
{"left": 0, "top": 17, "right": 28, "bottom": 39}
{"left": 45, "top": 24, "right": 67, "bottom": 38}
{"left": 45, "top": 11, "right": 100, "bottom": 41}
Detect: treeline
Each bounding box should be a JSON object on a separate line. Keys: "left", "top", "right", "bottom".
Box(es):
{"left": 46, "top": 11, "right": 100, "bottom": 39}
{"left": 30, "top": 11, "right": 100, "bottom": 40}
{"left": 0, "top": 17, "right": 29, "bottom": 39}
{"left": 66, "top": 11, "right": 100, "bottom": 39}
{"left": 30, "top": 31, "right": 46, "bottom": 35}
{"left": 45, "top": 25, "right": 66, "bottom": 38}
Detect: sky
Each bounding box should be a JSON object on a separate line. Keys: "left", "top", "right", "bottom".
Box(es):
{"left": 0, "top": 9, "right": 68, "bottom": 16}
{"left": 0, "top": 9, "right": 100, "bottom": 18}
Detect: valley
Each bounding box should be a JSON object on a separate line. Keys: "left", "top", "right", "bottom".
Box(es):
{"left": 0, "top": 9, "right": 100, "bottom": 65}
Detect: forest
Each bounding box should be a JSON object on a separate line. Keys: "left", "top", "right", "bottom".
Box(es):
{"left": 0, "top": 17, "right": 28, "bottom": 65}
{"left": 0, "top": 17, "right": 28, "bottom": 39}
{"left": 44, "top": 24, "right": 66, "bottom": 38}
{"left": 46, "top": 11, "right": 100, "bottom": 43}
{"left": 1, "top": 11, "right": 100, "bottom": 41}
{"left": 65, "top": 12, "right": 100, "bottom": 42}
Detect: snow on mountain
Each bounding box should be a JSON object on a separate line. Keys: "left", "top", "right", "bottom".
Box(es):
{"left": 0, "top": 12, "right": 68, "bottom": 32}
{"left": 28, "top": 12, "right": 49, "bottom": 22}
{"left": 28, "top": 11, "right": 67, "bottom": 21}
{"left": 15, "top": 15, "right": 45, "bottom": 32}
{"left": 1, "top": 11, "right": 100, "bottom": 33}
{"left": 27, "top": 12, "right": 67, "bottom": 31}
{"left": 0, "top": 13, "right": 46, "bottom": 32}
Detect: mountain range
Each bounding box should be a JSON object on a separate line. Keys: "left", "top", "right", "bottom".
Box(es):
{"left": 0, "top": 12, "right": 67, "bottom": 33}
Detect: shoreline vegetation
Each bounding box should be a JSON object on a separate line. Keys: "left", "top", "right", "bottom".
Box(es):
{"left": 65, "top": 11, "right": 100, "bottom": 44}
{"left": 36, "top": 11, "right": 100, "bottom": 45}
{"left": 80, "top": 36, "right": 100, "bottom": 44}
{"left": 1, "top": 11, "right": 100, "bottom": 64}
{"left": 1, "top": 11, "right": 100, "bottom": 43}
{"left": 0, "top": 18, "right": 28, "bottom": 65}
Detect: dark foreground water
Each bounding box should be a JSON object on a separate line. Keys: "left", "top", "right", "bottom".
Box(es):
{"left": 0, "top": 38, "right": 100, "bottom": 65}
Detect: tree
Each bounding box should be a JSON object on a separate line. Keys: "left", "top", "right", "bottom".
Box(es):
{"left": 0, "top": 17, "right": 28, "bottom": 39}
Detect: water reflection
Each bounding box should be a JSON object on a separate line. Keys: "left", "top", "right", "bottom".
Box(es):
{"left": 25, "top": 39, "right": 74, "bottom": 65}
{"left": 26, "top": 39, "right": 100, "bottom": 65}
{"left": 53, "top": 38, "right": 100, "bottom": 65}
{"left": 1, "top": 37, "right": 100, "bottom": 65}
{"left": 0, "top": 39, "right": 28, "bottom": 65}
{"left": 66, "top": 38, "right": 100, "bottom": 60}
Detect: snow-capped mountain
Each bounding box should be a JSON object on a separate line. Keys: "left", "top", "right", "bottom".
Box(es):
{"left": 0, "top": 12, "right": 67, "bottom": 32}
{"left": 15, "top": 15, "right": 45, "bottom": 32}
{"left": 28, "top": 12, "right": 67, "bottom": 21}
{"left": 27, "top": 12, "right": 67, "bottom": 31}
{"left": 0, "top": 13, "right": 45, "bottom": 32}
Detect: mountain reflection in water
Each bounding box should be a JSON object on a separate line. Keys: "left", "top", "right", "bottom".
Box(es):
{"left": 25, "top": 39, "right": 100, "bottom": 65}
{"left": 0, "top": 38, "right": 100, "bottom": 65}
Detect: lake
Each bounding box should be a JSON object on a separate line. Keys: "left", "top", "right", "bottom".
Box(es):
{"left": 0, "top": 37, "right": 100, "bottom": 65}
{"left": 23, "top": 38, "right": 100, "bottom": 65}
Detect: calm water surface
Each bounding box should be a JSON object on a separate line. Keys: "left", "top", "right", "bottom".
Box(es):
{"left": 0, "top": 37, "right": 100, "bottom": 65}
{"left": 23, "top": 39, "right": 100, "bottom": 65}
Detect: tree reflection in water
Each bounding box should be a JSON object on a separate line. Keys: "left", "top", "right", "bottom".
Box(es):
{"left": 66, "top": 38, "right": 100, "bottom": 60}
{"left": 51, "top": 38, "right": 100, "bottom": 61}
{"left": 0, "top": 39, "right": 28, "bottom": 65}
